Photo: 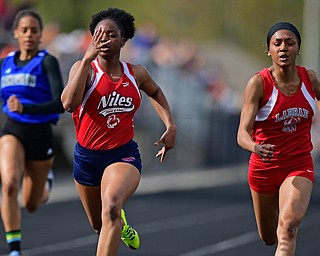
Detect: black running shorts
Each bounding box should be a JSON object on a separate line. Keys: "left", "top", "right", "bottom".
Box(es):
{"left": 1, "top": 117, "right": 54, "bottom": 160}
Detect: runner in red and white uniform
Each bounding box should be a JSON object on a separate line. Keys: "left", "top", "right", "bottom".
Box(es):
{"left": 237, "top": 22, "right": 320, "bottom": 256}
{"left": 61, "top": 8, "right": 176, "bottom": 256}
{"left": 72, "top": 59, "right": 142, "bottom": 150}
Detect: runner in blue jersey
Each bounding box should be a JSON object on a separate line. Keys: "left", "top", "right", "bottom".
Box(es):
{"left": 0, "top": 9, "right": 64, "bottom": 256}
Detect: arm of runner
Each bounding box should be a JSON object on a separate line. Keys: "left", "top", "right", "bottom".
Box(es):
{"left": 308, "top": 69, "right": 320, "bottom": 100}
{"left": 21, "top": 55, "right": 65, "bottom": 114}
{"left": 61, "top": 27, "right": 106, "bottom": 112}
{"left": 133, "top": 64, "right": 176, "bottom": 162}
{"left": 237, "top": 73, "right": 275, "bottom": 161}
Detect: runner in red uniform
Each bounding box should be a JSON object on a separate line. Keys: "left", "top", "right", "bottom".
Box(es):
{"left": 237, "top": 22, "right": 320, "bottom": 256}
{"left": 72, "top": 59, "right": 142, "bottom": 150}
{"left": 61, "top": 8, "right": 176, "bottom": 256}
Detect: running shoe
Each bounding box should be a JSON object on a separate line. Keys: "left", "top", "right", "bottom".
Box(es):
{"left": 8, "top": 250, "right": 21, "bottom": 256}
{"left": 121, "top": 209, "right": 140, "bottom": 249}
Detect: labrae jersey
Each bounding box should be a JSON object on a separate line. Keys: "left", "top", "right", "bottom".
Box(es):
{"left": 72, "top": 60, "right": 142, "bottom": 150}
{"left": 249, "top": 66, "right": 317, "bottom": 170}
{"left": 0, "top": 50, "right": 59, "bottom": 124}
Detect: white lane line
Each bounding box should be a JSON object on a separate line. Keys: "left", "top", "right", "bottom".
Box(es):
{"left": 177, "top": 231, "right": 258, "bottom": 256}
{"left": 3, "top": 235, "right": 98, "bottom": 256}
{"left": 177, "top": 210, "right": 320, "bottom": 256}
{"left": 135, "top": 203, "right": 251, "bottom": 234}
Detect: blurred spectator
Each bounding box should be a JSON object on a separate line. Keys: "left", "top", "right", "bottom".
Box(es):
{"left": 0, "top": 0, "right": 33, "bottom": 30}
{"left": 0, "top": 0, "right": 34, "bottom": 58}
{"left": 41, "top": 22, "right": 62, "bottom": 50}
{"left": 130, "top": 23, "right": 158, "bottom": 65}
{"left": 0, "top": 0, "right": 12, "bottom": 30}
{"left": 151, "top": 38, "right": 177, "bottom": 67}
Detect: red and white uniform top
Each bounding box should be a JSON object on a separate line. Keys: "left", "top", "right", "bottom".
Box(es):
{"left": 250, "top": 66, "right": 317, "bottom": 169}
{"left": 72, "top": 59, "right": 142, "bottom": 150}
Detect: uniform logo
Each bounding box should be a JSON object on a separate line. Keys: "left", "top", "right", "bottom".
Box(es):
{"left": 122, "top": 82, "right": 130, "bottom": 87}
{"left": 282, "top": 117, "right": 301, "bottom": 132}
{"left": 97, "top": 91, "right": 134, "bottom": 128}
{"left": 107, "top": 114, "right": 120, "bottom": 128}
{"left": 1, "top": 73, "right": 37, "bottom": 88}
{"left": 4, "top": 68, "right": 11, "bottom": 74}
{"left": 122, "top": 157, "right": 136, "bottom": 162}
{"left": 97, "top": 91, "right": 134, "bottom": 117}
{"left": 275, "top": 107, "right": 309, "bottom": 133}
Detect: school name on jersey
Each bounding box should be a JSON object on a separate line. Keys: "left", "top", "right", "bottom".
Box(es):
{"left": 1, "top": 73, "right": 37, "bottom": 88}
{"left": 97, "top": 91, "right": 134, "bottom": 117}
{"left": 275, "top": 107, "right": 309, "bottom": 122}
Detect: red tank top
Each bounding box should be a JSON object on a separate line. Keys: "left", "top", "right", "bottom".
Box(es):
{"left": 72, "top": 60, "right": 141, "bottom": 150}
{"left": 249, "top": 66, "right": 316, "bottom": 169}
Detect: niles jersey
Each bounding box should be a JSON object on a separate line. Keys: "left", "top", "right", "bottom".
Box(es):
{"left": 72, "top": 60, "right": 142, "bottom": 150}
{"left": 250, "top": 66, "right": 316, "bottom": 168}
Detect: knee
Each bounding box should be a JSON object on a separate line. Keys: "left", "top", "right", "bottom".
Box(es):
{"left": 261, "top": 237, "right": 277, "bottom": 246}
{"left": 89, "top": 219, "right": 102, "bottom": 235}
{"left": 22, "top": 192, "right": 49, "bottom": 213}
{"left": 23, "top": 201, "right": 40, "bottom": 213}
{"left": 93, "top": 228, "right": 101, "bottom": 235}
{"left": 101, "top": 204, "right": 121, "bottom": 223}
{"left": 101, "top": 195, "right": 122, "bottom": 222}
{"left": 257, "top": 227, "right": 277, "bottom": 246}
{"left": 278, "top": 219, "right": 299, "bottom": 240}
{"left": 1, "top": 177, "right": 20, "bottom": 197}
{"left": 259, "top": 232, "right": 277, "bottom": 246}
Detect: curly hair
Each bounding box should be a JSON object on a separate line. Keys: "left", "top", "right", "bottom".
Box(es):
{"left": 89, "top": 7, "right": 136, "bottom": 40}
{"left": 12, "top": 9, "right": 43, "bottom": 31}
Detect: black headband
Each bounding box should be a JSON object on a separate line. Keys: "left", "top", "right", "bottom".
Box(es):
{"left": 266, "top": 22, "right": 301, "bottom": 50}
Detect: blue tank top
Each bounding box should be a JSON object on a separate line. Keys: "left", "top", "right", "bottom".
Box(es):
{"left": 0, "top": 50, "right": 59, "bottom": 124}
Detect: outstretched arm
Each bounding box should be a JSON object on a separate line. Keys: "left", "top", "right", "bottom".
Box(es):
{"left": 134, "top": 65, "right": 176, "bottom": 162}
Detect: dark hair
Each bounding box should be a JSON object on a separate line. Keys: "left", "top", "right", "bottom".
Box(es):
{"left": 89, "top": 7, "right": 136, "bottom": 40}
{"left": 12, "top": 9, "right": 43, "bottom": 31}
{"left": 266, "top": 21, "right": 301, "bottom": 50}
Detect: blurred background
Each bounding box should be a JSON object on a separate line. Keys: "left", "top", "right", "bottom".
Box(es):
{"left": 1, "top": 0, "right": 320, "bottom": 173}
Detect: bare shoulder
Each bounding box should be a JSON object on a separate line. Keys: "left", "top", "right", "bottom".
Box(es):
{"left": 307, "top": 69, "right": 319, "bottom": 84}
{"left": 71, "top": 60, "right": 82, "bottom": 70}
{"left": 131, "top": 64, "right": 149, "bottom": 77}
{"left": 245, "top": 73, "right": 264, "bottom": 96}
{"left": 131, "top": 64, "right": 152, "bottom": 86}
{"left": 248, "top": 73, "right": 263, "bottom": 86}
{"left": 307, "top": 69, "right": 320, "bottom": 99}
{"left": 69, "top": 60, "right": 90, "bottom": 76}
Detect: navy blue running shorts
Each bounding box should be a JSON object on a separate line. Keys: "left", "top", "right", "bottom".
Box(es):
{"left": 1, "top": 116, "right": 54, "bottom": 160}
{"left": 73, "top": 140, "right": 142, "bottom": 186}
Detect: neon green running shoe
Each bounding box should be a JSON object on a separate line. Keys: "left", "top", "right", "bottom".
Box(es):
{"left": 121, "top": 209, "right": 140, "bottom": 250}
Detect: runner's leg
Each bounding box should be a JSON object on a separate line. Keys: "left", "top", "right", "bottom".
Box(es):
{"left": 21, "top": 158, "right": 53, "bottom": 212}
{"left": 97, "top": 162, "right": 140, "bottom": 256}
{"left": 250, "top": 189, "right": 279, "bottom": 245}
{"left": 0, "top": 135, "right": 25, "bottom": 253}
{"left": 275, "top": 176, "right": 312, "bottom": 256}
